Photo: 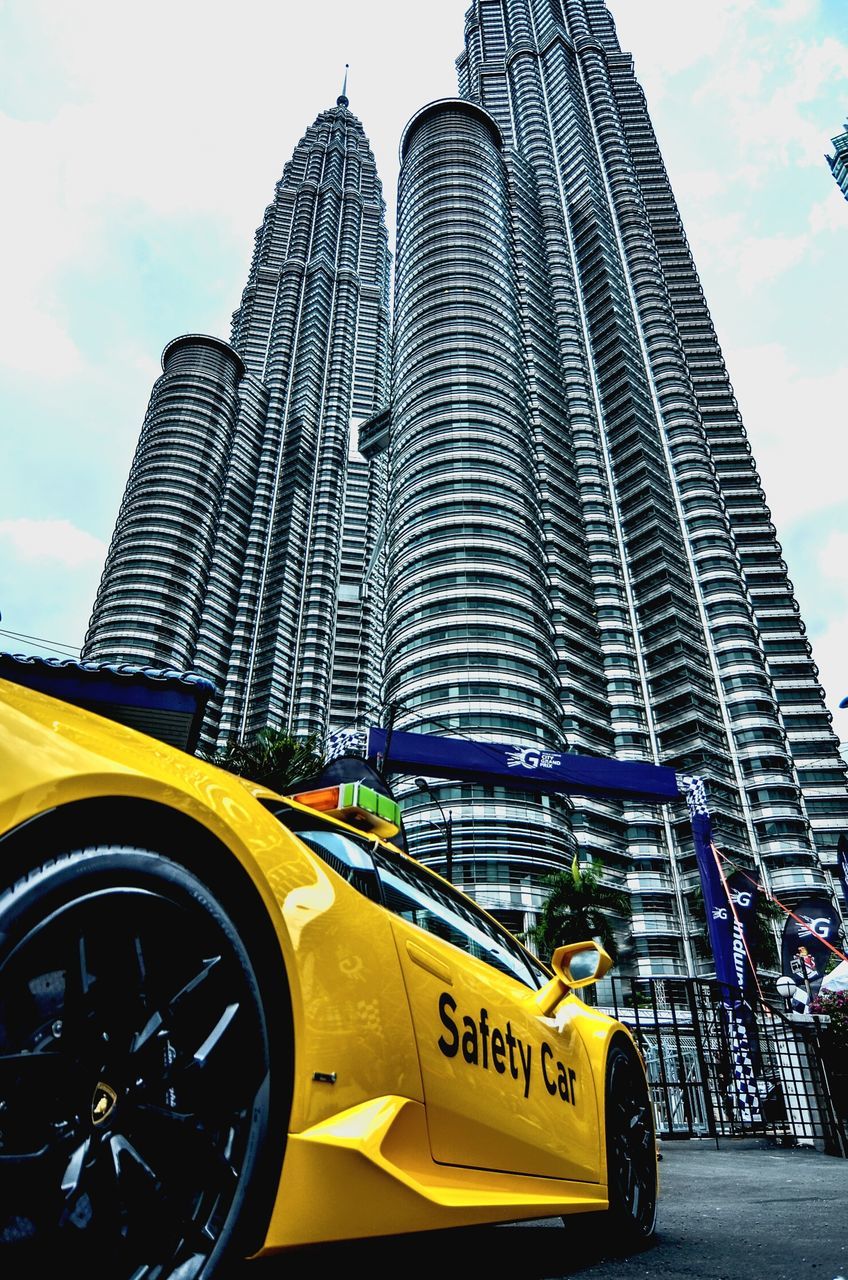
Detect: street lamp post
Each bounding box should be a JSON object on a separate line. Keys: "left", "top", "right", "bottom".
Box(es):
{"left": 775, "top": 974, "right": 797, "bottom": 1011}
{"left": 414, "top": 777, "right": 453, "bottom": 884}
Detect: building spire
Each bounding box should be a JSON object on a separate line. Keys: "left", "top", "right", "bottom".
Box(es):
{"left": 337, "top": 63, "right": 349, "bottom": 107}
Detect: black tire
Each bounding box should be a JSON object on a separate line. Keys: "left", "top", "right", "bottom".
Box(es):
{"left": 603, "top": 1038, "right": 658, "bottom": 1247}
{"left": 0, "top": 845, "right": 275, "bottom": 1278}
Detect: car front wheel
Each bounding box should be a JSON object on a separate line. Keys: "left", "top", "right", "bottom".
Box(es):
{"left": 0, "top": 844, "right": 274, "bottom": 1278}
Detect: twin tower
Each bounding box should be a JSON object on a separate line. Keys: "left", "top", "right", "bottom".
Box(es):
{"left": 83, "top": 0, "right": 847, "bottom": 969}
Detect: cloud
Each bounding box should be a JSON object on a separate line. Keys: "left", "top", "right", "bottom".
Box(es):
{"left": 697, "top": 31, "right": 848, "bottom": 174}
{"left": 764, "top": 0, "right": 819, "bottom": 22}
{"left": 803, "top": 532, "right": 848, "bottom": 731}
{"left": 809, "top": 187, "right": 848, "bottom": 234}
{"left": 612, "top": 1, "right": 848, "bottom": 188}
{"left": 0, "top": 518, "right": 106, "bottom": 568}
{"left": 608, "top": 0, "right": 752, "bottom": 100}
{"left": 734, "top": 232, "right": 811, "bottom": 291}
{"left": 668, "top": 167, "right": 730, "bottom": 206}
{"left": 0, "top": 112, "right": 88, "bottom": 378}
{"left": 806, "top": 610, "right": 848, "bottom": 738}
{"left": 0, "top": 304, "right": 83, "bottom": 378}
{"left": 684, "top": 217, "right": 817, "bottom": 297}
{"left": 818, "top": 532, "right": 848, "bottom": 582}
{"left": 725, "top": 341, "right": 845, "bottom": 529}
{"left": 737, "top": 36, "right": 848, "bottom": 170}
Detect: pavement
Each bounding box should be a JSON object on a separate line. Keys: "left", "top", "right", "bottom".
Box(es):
{"left": 236, "top": 1138, "right": 848, "bottom": 1280}
{"left": 547, "top": 1137, "right": 848, "bottom": 1280}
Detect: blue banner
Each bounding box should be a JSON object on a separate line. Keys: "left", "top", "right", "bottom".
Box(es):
{"left": 365, "top": 727, "right": 681, "bottom": 802}
{"left": 679, "top": 775, "right": 763, "bottom": 1125}
{"left": 781, "top": 896, "right": 843, "bottom": 1010}
{"left": 683, "top": 789, "right": 744, "bottom": 990}
{"left": 837, "top": 834, "right": 848, "bottom": 915}
{"left": 722, "top": 870, "right": 760, "bottom": 1001}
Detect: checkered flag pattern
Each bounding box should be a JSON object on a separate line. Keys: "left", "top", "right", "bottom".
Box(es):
{"left": 677, "top": 773, "right": 709, "bottom": 817}
{"left": 325, "top": 727, "right": 367, "bottom": 761}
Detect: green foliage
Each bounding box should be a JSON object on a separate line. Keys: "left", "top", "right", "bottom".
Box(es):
{"left": 811, "top": 990, "right": 848, "bottom": 1054}
{"left": 686, "top": 882, "right": 783, "bottom": 970}
{"left": 527, "top": 857, "right": 631, "bottom": 964}
{"left": 203, "top": 727, "right": 325, "bottom": 795}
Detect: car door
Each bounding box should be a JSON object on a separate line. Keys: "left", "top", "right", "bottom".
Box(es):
{"left": 373, "top": 849, "right": 601, "bottom": 1182}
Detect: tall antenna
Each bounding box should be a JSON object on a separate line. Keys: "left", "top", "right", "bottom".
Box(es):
{"left": 338, "top": 63, "right": 349, "bottom": 106}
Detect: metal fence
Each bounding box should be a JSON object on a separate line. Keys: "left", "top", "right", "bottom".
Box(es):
{"left": 596, "top": 976, "right": 847, "bottom": 1157}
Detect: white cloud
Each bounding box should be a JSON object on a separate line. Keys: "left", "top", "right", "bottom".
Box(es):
{"left": 667, "top": 167, "right": 729, "bottom": 206}
{"left": 819, "top": 532, "right": 848, "bottom": 581}
{"left": 683, "top": 214, "right": 812, "bottom": 292}
{"left": 738, "top": 37, "right": 848, "bottom": 170}
{"left": 705, "top": 33, "right": 848, "bottom": 173}
{"left": 725, "top": 342, "right": 845, "bottom": 528}
{"left": 734, "top": 232, "right": 811, "bottom": 291}
{"left": 681, "top": 210, "right": 746, "bottom": 274}
{"left": 809, "top": 187, "right": 848, "bottom": 234}
{"left": 614, "top": 0, "right": 848, "bottom": 186}
{"left": 0, "top": 303, "right": 83, "bottom": 378}
{"left": 0, "top": 112, "right": 88, "bottom": 377}
{"left": 0, "top": 518, "right": 106, "bottom": 568}
{"left": 807, "top": 612, "right": 848, "bottom": 737}
{"left": 608, "top": 0, "right": 752, "bottom": 100}
{"left": 764, "top": 0, "right": 819, "bottom": 23}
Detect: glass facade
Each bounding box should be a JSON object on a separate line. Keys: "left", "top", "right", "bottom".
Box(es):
{"left": 388, "top": 102, "right": 575, "bottom": 931}
{"left": 85, "top": 95, "right": 391, "bottom": 749}
{"left": 82, "top": 5, "right": 848, "bottom": 975}
{"left": 827, "top": 120, "right": 848, "bottom": 201}
{"left": 389, "top": 0, "right": 848, "bottom": 973}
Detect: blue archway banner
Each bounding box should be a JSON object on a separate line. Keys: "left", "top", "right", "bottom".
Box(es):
{"left": 365, "top": 726, "right": 681, "bottom": 803}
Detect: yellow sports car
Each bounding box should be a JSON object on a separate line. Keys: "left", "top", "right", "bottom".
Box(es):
{"left": 0, "top": 674, "right": 657, "bottom": 1276}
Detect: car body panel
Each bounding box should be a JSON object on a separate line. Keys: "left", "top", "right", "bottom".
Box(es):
{"left": 0, "top": 676, "right": 652, "bottom": 1256}
{"left": 279, "top": 859, "right": 425, "bottom": 1131}
{"left": 0, "top": 679, "right": 424, "bottom": 1140}
{"left": 265, "top": 1096, "right": 608, "bottom": 1248}
{"left": 389, "top": 912, "right": 601, "bottom": 1180}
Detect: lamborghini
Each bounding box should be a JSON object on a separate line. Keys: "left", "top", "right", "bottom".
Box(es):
{"left": 0, "top": 675, "right": 657, "bottom": 1275}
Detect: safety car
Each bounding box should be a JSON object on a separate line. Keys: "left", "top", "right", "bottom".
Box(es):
{"left": 0, "top": 675, "right": 657, "bottom": 1275}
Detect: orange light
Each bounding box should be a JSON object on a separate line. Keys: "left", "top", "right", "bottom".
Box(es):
{"left": 291, "top": 785, "right": 341, "bottom": 812}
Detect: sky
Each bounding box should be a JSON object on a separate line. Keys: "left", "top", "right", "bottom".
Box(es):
{"left": 1, "top": 0, "right": 846, "bottom": 741}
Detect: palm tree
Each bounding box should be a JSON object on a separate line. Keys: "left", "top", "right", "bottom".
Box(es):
{"left": 204, "top": 727, "right": 325, "bottom": 795}
{"left": 527, "top": 856, "right": 631, "bottom": 963}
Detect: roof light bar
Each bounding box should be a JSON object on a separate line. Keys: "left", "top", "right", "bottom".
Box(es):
{"left": 290, "top": 780, "right": 401, "bottom": 838}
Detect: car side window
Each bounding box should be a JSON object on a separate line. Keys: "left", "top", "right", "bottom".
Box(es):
{"left": 372, "top": 849, "right": 542, "bottom": 990}
{"left": 293, "top": 829, "right": 381, "bottom": 902}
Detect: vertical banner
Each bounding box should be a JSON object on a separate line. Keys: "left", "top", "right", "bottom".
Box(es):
{"left": 725, "top": 870, "right": 759, "bottom": 1000}
{"left": 679, "top": 775, "right": 763, "bottom": 1124}
{"left": 780, "top": 896, "right": 843, "bottom": 1010}
{"left": 837, "top": 834, "right": 848, "bottom": 914}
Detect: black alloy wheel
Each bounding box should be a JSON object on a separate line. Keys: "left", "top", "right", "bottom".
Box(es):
{"left": 0, "top": 846, "right": 274, "bottom": 1278}
{"left": 603, "top": 1039, "right": 658, "bottom": 1247}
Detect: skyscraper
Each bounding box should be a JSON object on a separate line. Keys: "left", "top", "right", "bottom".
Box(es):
{"left": 84, "top": 88, "right": 391, "bottom": 750}
{"left": 827, "top": 120, "right": 848, "bottom": 201}
{"left": 388, "top": 0, "right": 848, "bottom": 972}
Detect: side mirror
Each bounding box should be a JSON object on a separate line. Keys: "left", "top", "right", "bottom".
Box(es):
{"left": 550, "top": 940, "right": 612, "bottom": 989}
